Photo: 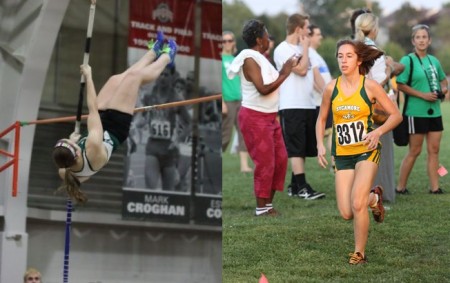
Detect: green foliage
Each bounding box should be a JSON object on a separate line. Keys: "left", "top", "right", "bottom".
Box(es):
{"left": 382, "top": 41, "right": 406, "bottom": 61}
{"left": 388, "top": 3, "right": 422, "bottom": 50}
{"left": 434, "top": 13, "right": 450, "bottom": 41}
{"left": 436, "top": 46, "right": 450, "bottom": 74}
{"left": 301, "top": 0, "right": 381, "bottom": 38}
{"left": 223, "top": 0, "right": 255, "bottom": 51}
{"left": 262, "top": 13, "right": 288, "bottom": 45}
{"left": 433, "top": 11, "right": 450, "bottom": 55}
{"left": 222, "top": 103, "right": 450, "bottom": 283}
{"left": 317, "top": 37, "right": 339, "bottom": 77}
{"left": 223, "top": 0, "right": 449, "bottom": 76}
{"left": 223, "top": 0, "right": 290, "bottom": 53}
{"left": 222, "top": 0, "right": 254, "bottom": 31}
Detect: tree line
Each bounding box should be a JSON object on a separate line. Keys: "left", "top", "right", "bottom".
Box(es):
{"left": 223, "top": 0, "right": 450, "bottom": 76}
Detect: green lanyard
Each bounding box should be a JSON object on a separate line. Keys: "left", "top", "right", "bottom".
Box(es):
{"left": 415, "top": 53, "right": 439, "bottom": 115}
{"left": 414, "top": 53, "right": 439, "bottom": 92}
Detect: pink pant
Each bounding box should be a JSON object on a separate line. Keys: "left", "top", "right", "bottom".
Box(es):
{"left": 238, "top": 107, "right": 288, "bottom": 198}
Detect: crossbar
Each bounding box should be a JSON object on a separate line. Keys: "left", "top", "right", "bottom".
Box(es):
{"left": 21, "top": 94, "right": 221, "bottom": 126}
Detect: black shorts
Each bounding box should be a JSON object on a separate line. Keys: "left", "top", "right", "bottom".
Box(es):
{"left": 279, "top": 108, "right": 317, "bottom": 158}
{"left": 407, "top": 116, "right": 443, "bottom": 134}
{"left": 315, "top": 106, "right": 333, "bottom": 129}
{"left": 99, "top": 109, "right": 133, "bottom": 144}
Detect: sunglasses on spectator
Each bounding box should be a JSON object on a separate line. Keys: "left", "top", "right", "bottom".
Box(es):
{"left": 412, "top": 24, "right": 429, "bottom": 30}
{"left": 222, "top": 39, "right": 234, "bottom": 43}
{"left": 27, "top": 277, "right": 40, "bottom": 281}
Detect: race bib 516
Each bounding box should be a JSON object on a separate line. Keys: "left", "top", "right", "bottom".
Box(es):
{"left": 150, "top": 120, "right": 171, "bottom": 140}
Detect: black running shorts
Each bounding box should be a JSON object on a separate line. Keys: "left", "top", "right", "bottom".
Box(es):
{"left": 99, "top": 109, "right": 133, "bottom": 144}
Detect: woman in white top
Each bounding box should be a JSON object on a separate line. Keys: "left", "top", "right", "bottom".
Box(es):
{"left": 228, "top": 19, "right": 298, "bottom": 216}
{"left": 354, "top": 12, "right": 404, "bottom": 203}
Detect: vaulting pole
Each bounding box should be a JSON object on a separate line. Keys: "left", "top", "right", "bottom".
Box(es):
{"left": 64, "top": 1, "right": 96, "bottom": 282}
{"left": 75, "top": 0, "right": 97, "bottom": 134}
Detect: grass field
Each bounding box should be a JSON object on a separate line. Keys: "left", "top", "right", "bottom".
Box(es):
{"left": 222, "top": 102, "right": 450, "bottom": 283}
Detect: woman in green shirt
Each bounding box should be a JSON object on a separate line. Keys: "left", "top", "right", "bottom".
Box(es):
{"left": 396, "top": 24, "right": 448, "bottom": 194}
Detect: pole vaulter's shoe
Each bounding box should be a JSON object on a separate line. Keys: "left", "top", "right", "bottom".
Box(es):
{"left": 160, "top": 39, "right": 178, "bottom": 68}
{"left": 147, "top": 31, "right": 165, "bottom": 56}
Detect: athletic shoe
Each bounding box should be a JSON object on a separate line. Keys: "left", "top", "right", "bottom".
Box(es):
{"left": 298, "top": 183, "right": 325, "bottom": 200}
{"left": 287, "top": 184, "right": 297, "bottom": 197}
{"left": 255, "top": 207, "right": 268, "bottom": 216}
{"left": 370, "top": 185, "right": 385, "bottom": 223}
{"left": 348, "top": 252, "right": 367, "bottom": 265}
{"left": 430, "top": 188, "right": 444, "bottom": 194}
{"left": 255, "top": 208, "right": 279, "bottom": 217}
{"left": 161, "top": 39, "right": 177, "bottom": 68}
{"left": 267, "top": 208, "right": 280, "bottom": 217}
{"left": 396, "top": 188, "right": 410, "bottom": 194}
{"left": 147, "top": 31, "right": 165, "bottom": 56}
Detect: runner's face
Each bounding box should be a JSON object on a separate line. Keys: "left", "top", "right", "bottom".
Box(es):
{"left": 337, "top": 44, "right": 360, "bottom": 75}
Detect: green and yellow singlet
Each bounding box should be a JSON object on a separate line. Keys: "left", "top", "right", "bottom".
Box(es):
{"left": 331, "top": 75, "right": 378, "bottom": 156}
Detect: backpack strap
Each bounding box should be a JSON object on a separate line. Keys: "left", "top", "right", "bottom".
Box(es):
{"left": 406, "top": 55, "right": 413, "bottom": 86}
{"left": 398, "top": 55, "right": 413, "bottom": 114}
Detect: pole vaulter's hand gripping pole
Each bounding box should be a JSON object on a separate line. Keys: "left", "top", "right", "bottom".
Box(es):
{"left": 75, "top": 0, "right": 96, "bottom": 134}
